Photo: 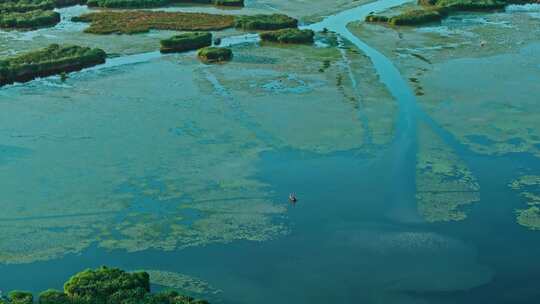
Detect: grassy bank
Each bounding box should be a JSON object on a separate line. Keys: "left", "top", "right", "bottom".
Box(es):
{"left": 0, "top": 266, "right": 209, "bottom": 304}
{"left": 72, "top": 11, "right": 235, "bottom": 34}
{"left": 0, "top": 0, "right": 86, "bottom": 13}
{"left": 260, "top": 28, "right": 315, "bottom": 44}
{"left": 0, "top": 9, "right": 60, "bottom": 29}
{"left": 0, "top": 44, "right": 106, "bottom": 87}
{"left": 160, "top": 32, "right": 212, "bottom": 53}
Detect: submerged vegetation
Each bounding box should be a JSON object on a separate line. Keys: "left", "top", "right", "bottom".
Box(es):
{"left": 234, "top": 14, "right": 298, "bottom": 30}
{"left": 72, "top": 11, "right": 235, "bottom": 34}
{"left": 509, "top": 175, "right": 540, "bottom": 230}
{"left": 0, "top": 267, "right": 209, "bottom": 304}
{"left": 197, "top": 46, "right": 232, "bottom": 63}
{"left": 260, "top": 28, "right": 315, "bottom": 44}
{"left": 0, "top": 44, "right": 106, "bottom": 87}
{"left": 160, "top": 32, "right": 212, "bottom": 53}
{"left": 416, "top": 124, "right": 480, "bottom": 222}
{"left": 0, "top": 9, "right": 60, "bottom": 29}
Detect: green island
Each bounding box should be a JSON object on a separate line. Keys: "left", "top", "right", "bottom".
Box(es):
{"left": 71, "top": 11, "right": 235, "bottom": 34}
{"left": 0, "top": 44, "right": 106, "bottom": 87}
{"left": 86, "top": 0, "right": 243, "bottom": 9}
{"left": 260, "top": 28, "right": 315, "bottom": 44}
{"left": 0, "top": 9, "right": 60, "bottom": 29}
{"left": 197, "top": 46, "right": 232, "bottom": 63}
{"left": 234, "top": 14, "right": 298, "bottom": 30}
{"left": 160, "top": 32, "right": 213, "bottom": 53}
{"left": 0, "top": 266, "right": 210, "bottom": 304}
{"left": 366, "top": 0, "right": 539, "bottom": 26}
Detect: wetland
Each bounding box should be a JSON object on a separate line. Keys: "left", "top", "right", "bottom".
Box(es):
{"left": 1, "top": 0, "right": 540, "bottom": 303}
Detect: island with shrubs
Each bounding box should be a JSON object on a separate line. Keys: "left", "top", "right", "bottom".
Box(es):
{"left": 86, "top": 0, "right": 244, "bottom": 8}
{"left": 0, "top": 0, "right": 85, "bottom": 29}
{"left": 197, "top": 47, "right": 232, "bottom": 63}
{"left": 0, "top": 44, "right": 106, "bottom": 87}
{"left": 260, "top": 28, "right": 315, "bottom": 44}
{"left": 0, "top": 266, "right": 210, "bottom": 304}
{"left": 160, "top": 32, "right": 213, "bottom": 53}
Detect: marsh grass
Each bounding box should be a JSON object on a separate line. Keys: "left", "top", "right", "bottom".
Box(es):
{"left": 197, "top": 46, "right": 232, "bottom": 63}
{"left": 234, "top": 14, "right": 298, "bottom": 30}
{"left": 72, "top": 11, "right": 235, "bottom": 34}
{"left": 0, "top": 9, "right": 60, "bottom": 29}
{"left": 259, "top": 28, "right": 315, "bottom": 44}
{"left": 160, "top": 32, "right": 212, "bottom": 53}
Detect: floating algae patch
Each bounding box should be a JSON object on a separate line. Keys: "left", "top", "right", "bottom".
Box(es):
{"left": 509, "top": 175, "right": 540, "bottom": 229}
{"left": 138, "top": 270, "right": 221, "bottom": 295}
{"left": 0, "top": 57, "right": 289, "bottom": 264}
{"left": 416, "top": 123, "right": 480, "bottom": 222}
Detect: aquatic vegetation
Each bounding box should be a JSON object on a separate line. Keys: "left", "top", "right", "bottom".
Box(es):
{"left": 138, "top": 270, "right": 220, "bottom": 295}
{"left": 160, "top": 32, "right": 212, "bottom": 53}
{"left": 0, "top": 9, "right": 60, "bottom": 29}
{"left": 197, "top": 47, "right": 232, "bottom": 63}
{"left": 1, "top": 267, "right": 210, "bottom": 304}
{"left": 0, "top": 44, "right": 106, "bottom": 87}
{"left": 72, "top": 11, "right": 235, "bottom": 34}
{"left": 234, "top": 14, "right": 298, "bottom": 30}
{"left": 365, "top": 14, "right": 390, "bottom": 23}
{"left": 416, "top": 124, "right": 480, "bottom": 222}
{"left": 509, "top": 175, "right": 540, "bottom": 230}
{"left": 260, "top": 28, "right": 315, "bottom": 44}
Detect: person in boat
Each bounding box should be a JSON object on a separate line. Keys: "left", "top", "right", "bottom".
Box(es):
{"left": 289, "top": 193, "right": 297, "bottom": 203}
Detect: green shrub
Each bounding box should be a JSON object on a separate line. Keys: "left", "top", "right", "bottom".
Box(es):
{"left": 260, "top": 28, "right": 314, "bottom": 44}
{"left": 434, "top": 0, "right": 506, "bottom": 10}
{"left": 8, "top": 291, "right": 33, "bottom": 304}
{"left": 0, "top": 44, "right": 107, "bottom": 87}
{"left": 0, "top": 9, "right": 60, "bottom": 29}
{"left": 160, "top": 32, "right": 212, "bottom": 53}
{"left": 197, "top": 47, "right": 232, "bottom": 63}
{"left": 39, "top": 289, "right": 70, "bottom": 304}
{"left": 87, "top": 0, "right": 168, "bottom": 8}
{"left": 64, "top": 266, "right": 150, "bottom": 304}
{"left": 234, "top": 14, "right": 298, "bottom": 30}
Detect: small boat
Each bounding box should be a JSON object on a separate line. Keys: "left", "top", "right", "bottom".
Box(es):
{"left": 288, "top": 193, "right": 297, "bottom": 203}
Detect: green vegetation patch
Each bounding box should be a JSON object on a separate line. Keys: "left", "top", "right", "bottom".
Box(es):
{"left": 260, "top": 28, "right": 315, "bottom": 44}
{"left": 86, "top": 0, "right": 243, "bottom": 8}
{"left": 389, "top": 9, "right": 444, "bottom": 25}
{"left": 0, "top": 44, "right": 106, "bottom": 87}
{"left": 1, "top": 267, "right": 210, "bottom": 304}
{"left": 72, "top": 11, "right": 235, "bottom": 34}
{"left": 160, "top": 32, "right": 212, "bottom": 53}
{"left": 197, "top": 47, "right": 232, "bottom": 63}
{"left": 234, "top": 14, "right": 298, "bottom": 30}
{"left": 138, "top": 270, "right": 220, "bottom": 295}
{"left": 422, "top": 0, "right": 507, "bottom": 11}
{"left": 0, "top": 9, "right": 60, "bottom": 29}
{"left": 0, "top": 0, "right": 85, "bottom": 13}
{"left": 516, "top": 206, "right": 540, "bottom": 230}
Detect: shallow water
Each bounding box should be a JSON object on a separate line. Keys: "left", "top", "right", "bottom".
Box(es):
{"left": 1, "top": 0, "right": 540, "bottom": 303}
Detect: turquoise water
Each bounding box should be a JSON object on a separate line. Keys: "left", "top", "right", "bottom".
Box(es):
{"left": 1, "top": 0, "right": 540, "bottom": 303}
